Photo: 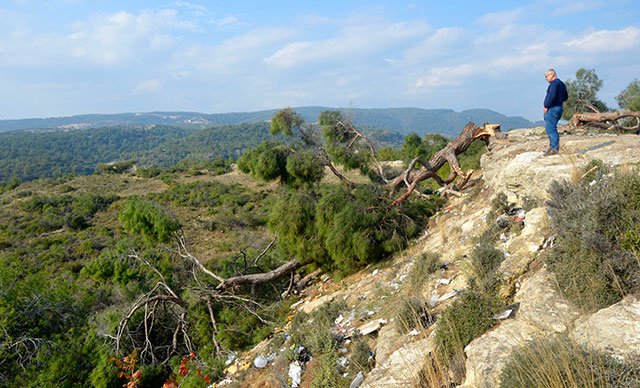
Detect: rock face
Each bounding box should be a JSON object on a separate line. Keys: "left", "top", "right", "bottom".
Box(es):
{"left": 570, "top": 295, "right": 640, "bottom": 358}
{"left": 481, "top": 132, "right": 640, "bottom": 204}
{"left": 361, "top": 336, "right": 434, "bottom": 388}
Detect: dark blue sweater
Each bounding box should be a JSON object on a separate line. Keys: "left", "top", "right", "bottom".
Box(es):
{"left": 544, "top": 78, "right": 568, "bottom": 108}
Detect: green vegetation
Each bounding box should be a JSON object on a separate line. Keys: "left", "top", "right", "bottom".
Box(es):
{"left": 564, "top": 68, "right": 609, "bottom": 120}
{"left": 0, "top": 107, "right": 503, "bottom": 386}
{"left": 0, "top": 123, "right": 276, "bottom": 185}
{"left": 409, "top": 251, "right": 442, "bottom": 290}
{"left": 617, "top": 78, "right": 640, "bottom": 112}
{"left": 434, "top": 291, "right": 497, "bottom": 370}
{"left": 395, "top": 296, "right": 434, "bottom": 334}
{"left": 545, "top": 160, "right": 640, "bottom": 311}
{"left": 289, "top": 301, "right": 351, "bottom": 387}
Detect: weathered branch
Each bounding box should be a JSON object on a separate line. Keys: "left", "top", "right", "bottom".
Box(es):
{"left": 337, "top": 120, "right": 390, "bottom": 183}
{"left": 216, "top": 259, "right": 302, "bottom": 291}
{"left": 570, "top": 110, "right": 640, "bottom": 131}
{"left": 387, "top": 122, "right": 502, "bottom": 204}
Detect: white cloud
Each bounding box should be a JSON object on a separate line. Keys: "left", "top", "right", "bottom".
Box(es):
{"left": 491, "top": 43, "right": 550, "bottom": 69}
{"left": 67, "top": 9, "right": 196, "bottom": 64}
{"left": 414, "top": 64, "right": 478, "bottom": 89}
{"left": 133, "top": 79, "right": 162, "bottom": 93}
{"left": 550, "top": 0, "right": 603, "bottom": 17}
{"left": 215, "top": 15, "right": 241, "bottom": 28}
{"left": 134, "top": 79, "right": 162, "bottom": 92}
{"left": 477, "top": 8, "right": 525, "bottom": 27}
{"left": 188, "top": 27, "right": 293, "bottom": 73}
{"left": 564, "top": 27, "right": 640, "bottom": 52}
{"left": 263, "top": 19, "right": 428, "bottom": 68}
{"left": 403, "top": 27, "right": 467, "bottom": 62}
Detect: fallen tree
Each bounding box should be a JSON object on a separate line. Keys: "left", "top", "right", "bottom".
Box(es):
{"left": 386, "top": 122, "right": 503, "bottom": 204}
{"left": 570, "top": 110, "right": 640, "bottom": 133}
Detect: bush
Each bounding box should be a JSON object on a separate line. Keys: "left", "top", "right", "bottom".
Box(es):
{"left": 315, "top": 184, "right": 442, "bottom": 275}
{"left": 119, "top": 196, "right": 181, "bottom": 243}
{"left": 546, "top": 161, "right": 640, "bottom": 311}
{"left": 434, "top": 291, "right": 496, "bottom": 369}
{"left": 349, "top": 335, "right": 373, "bottom": 374}
{"left": 409, "top": 251, "right": 442, "bottom": 290}
{"left": 501, "top": 336, "right": 640, "bottom": 387}
{"left": 290, "top": 301, "right": 347, "bottom": 355}
{"left": 468, "top": 230, "right": 505, "bottom": 295}
{"left": 395, "top": 296, "right": 434, "bottom": 334}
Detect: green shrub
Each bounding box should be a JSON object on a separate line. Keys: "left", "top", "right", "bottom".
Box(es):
{"left": 410, "top": 251, "right": 442, "bottom": 290}
{"left": 315, "top": 184, "right": 442, "bottom": 275}
{"left": 501, "top": 336, "right": 640, "bottom": 388}
{"left": 434, "top": 291, "right": 496, "bottom": 369}
{"left": 119, "top": 196, "right": 181, "bottom": 243}
{"left": 290, "top": 301, "right": 347, "bottom": 355}
{"left": 468, "top": 231, "right": 505, "bottom": 295}
{"left": 349, "top": 335, "right": 373, "bottom": 374}
{"left": 311, "top": 351, "right": 349, "bottom": 388}
{"left": 546, "top": 161, "right": 640, "bottom": 311}
{"left": 395, "top": 296, "right": 434, "bottom": 334}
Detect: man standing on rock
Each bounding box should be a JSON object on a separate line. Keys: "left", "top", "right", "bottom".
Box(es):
{"left": 543, "top": 68, "right": 568, "bottom": 156}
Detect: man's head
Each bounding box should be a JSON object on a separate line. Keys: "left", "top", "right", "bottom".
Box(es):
{"left": 544, "top": 69, "right": 557, "bottom": 83}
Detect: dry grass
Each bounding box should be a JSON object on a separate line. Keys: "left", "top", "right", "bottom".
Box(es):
{"left": 501, "top": 336, "right": 640, "bottom": 388}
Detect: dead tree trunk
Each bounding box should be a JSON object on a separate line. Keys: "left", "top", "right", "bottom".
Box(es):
{"left": 216, "top": 259, "right": 302, "bottom": 291}
{"left": 387, "top": 122, "right": 502, "bottom": 204}
{"left": 570, "top": 110, "right": 640, "bottom": 132}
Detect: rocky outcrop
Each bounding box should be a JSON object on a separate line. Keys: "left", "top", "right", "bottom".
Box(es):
{"left": 570, "top": 295, "right": 640, "bottom": 358}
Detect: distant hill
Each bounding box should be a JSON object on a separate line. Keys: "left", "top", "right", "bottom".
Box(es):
{"left": 0, "top": 107, "right": 536, "bottom": 136}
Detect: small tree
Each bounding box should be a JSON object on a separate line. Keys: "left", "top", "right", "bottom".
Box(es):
{"left": 616, "top": 78, "right": 640, "bottom": 111}
{"left": 564, "top": 68, "right": 608, "bottom": 119}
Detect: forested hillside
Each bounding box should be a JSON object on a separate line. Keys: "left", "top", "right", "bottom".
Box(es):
{"left": 0, "top": 107, "right": 536, "bottom": 135}
{"left": 0, "top": 109, "right": 488, "bottom": 386}
{"left": 0, "top": 122, "right": 403, "bottom": 185}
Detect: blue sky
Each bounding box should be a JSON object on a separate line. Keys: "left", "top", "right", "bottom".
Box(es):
{"left": 1, "top": 0, "right": 639, "bottom": 121}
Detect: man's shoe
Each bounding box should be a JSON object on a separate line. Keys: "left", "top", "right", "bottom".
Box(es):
{"left": 543, "top": 148, "right": 558, "bottom": 156}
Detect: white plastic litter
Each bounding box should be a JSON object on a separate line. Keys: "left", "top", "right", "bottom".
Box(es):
{"left": 350, "top": 371, "right": 364, "bottom": 388}
{"left": 288, "top": 361, "right": 302, "bottom": 388}
{"left": 253, "top": 355, "right": 268, "bottom": 368}
{"left": 493, "top": 309, "right": 513, "bottom": 320}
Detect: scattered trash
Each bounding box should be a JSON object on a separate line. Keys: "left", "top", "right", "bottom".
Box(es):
{"left": 338, "top": 356, "right": 349, "bottom": 369}
{"left": 288, "top": 361, "right": 302, "bottom": 388}
{"left": 438, "top": 278, "right": 451, "bottom": 285}
{"left": 493, "top": 309, "right": 513, "bottom": 320}
{"left": 335, "top": 314, "right": 344, "bottom": 325}
{"left": 290, "top": 345, "right": 311, "bottom": 363}
{"left": 357, "top": 318, "right": 387, "bottom": 336}
{"left": 290, "top": 299, "right": 305, "bottom": 310}
{"left": 496, "top": 214, "right": 511, "bottom": 228}
{"left": 542, "top": 235, "right": 556, "bottom": 249}
{"left": 217, "top": 377, "right": 233, "bottom": 386}
{"left": 350, "top": 371, "right": 364, "bottom": 388}
{"left": 372, "top": 269, "right": 379, "bottom": 276}
{"left": 437, "top": 289, "right": 460, "bottom": 302}
{"left": 224, "top": 352, "right": 236, "bottom": 366}
{"left": 253, "top": 355, "right": 268, "bottom": 369}
{"left": 408, "top": 328, "right": 420, "bottom": 336}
